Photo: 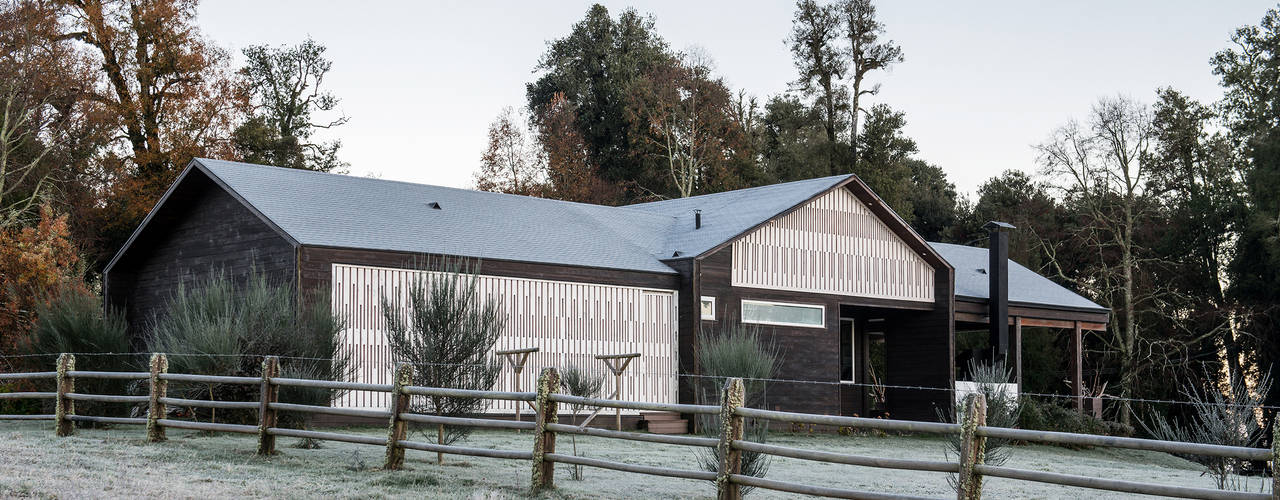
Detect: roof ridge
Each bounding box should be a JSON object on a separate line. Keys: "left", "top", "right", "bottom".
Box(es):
{"left": 625, "top": 173, "right": 853, "bottom": 209}
{"left": 194, "top": 158, "right": 677, "bottom": 220}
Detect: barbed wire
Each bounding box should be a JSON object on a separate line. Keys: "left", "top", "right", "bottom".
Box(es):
{"left": 4, "top": 351, "right": 1278, "bottom": 410}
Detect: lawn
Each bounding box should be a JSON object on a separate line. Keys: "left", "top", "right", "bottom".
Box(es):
{"left": 0, "top": 421, "right": 1268, "bottom": 499}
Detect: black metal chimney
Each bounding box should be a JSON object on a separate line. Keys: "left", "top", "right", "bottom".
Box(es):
{"left": 694, "top": 209, "right": 702, "bottom": 229}
{"left": 985, "top": 221, "right": 1015, "bottom": 359}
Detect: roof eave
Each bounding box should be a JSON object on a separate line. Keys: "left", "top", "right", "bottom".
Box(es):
{"left": 956, "top": 294, "right": 1111, "bottom": 318}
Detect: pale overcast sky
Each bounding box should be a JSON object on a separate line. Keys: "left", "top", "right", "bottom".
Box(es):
{"left": 198, "top": 1, "right": 1275, "bottom": 197}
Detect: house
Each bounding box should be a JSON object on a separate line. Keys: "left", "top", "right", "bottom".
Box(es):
{"left": 103, "top": 159, "right": 1108, "bottom": 421}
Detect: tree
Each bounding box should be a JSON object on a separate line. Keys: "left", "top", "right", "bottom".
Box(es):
{"left": 1212, "top": 7, "right": 1280, "bottom": 411}
{"left": 380, "top": 262, "right": 504, "bottom": 464}
{"left": 54, "top": 0, "right": 245, "bottom": 264}
{"left": 0, "top": 1, "right": 110, "bottom": 237}
{"left": 759, "top": 94, "right": 828, "bottom": 183}
{"left": 854, "top": 103, "right": 915, "bottom": 220}
{"left": 537, "top": 92, "right": 620, "bottom": 204}
{"left": 838, "top": 0, "right": 902, "bottom": 159}
{"left": 948, "top": 170, "right": 1064, "bottom": 273}
{"left": 526, "top": 4, "right": 670, "bottom": 197}
{"left": 905, "top": 159, "right": 956, "bottom": 241}
{"left": 473, "top": 107, "right": 545, "bottom": 196}
{"left": 1146, "top": 88, "right": 1248, "bottom": 386}
{"left": 0, "top": 205, "right": 80, "bottom": 358}
{"left": 235, "top": 37, "right": 348, "bottom": 172}
{"left": 787, "top": 0, "right": 848, "bottom": 175}
{"left": 626, "top": 52, "right": 753, "bottom": 198}
{"left": 1036, "top": 96, "right": 1161, "bottom": 426}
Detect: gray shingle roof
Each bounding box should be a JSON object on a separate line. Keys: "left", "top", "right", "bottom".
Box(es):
{"left": 196, "top": 159, "right": 681, "bottom": 274}
{"left": 191, "top": 159, "right": 1104, "bottom": 314}
{"left": 624, "top": 175, "right": 851, "bottom": 258}
{"left": 928, "top": 242, "right": 1105, "bottom": 312}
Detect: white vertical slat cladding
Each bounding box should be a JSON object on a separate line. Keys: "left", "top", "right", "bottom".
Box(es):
{"left": 731, "top": 188, "right": 934, "bottom": 302}
{"left": 332, "top": 263, "right": 679, "bottom": 411}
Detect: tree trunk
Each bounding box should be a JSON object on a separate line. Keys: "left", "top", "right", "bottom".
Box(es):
{"left": 437, "top": 423, "right": 444, "bottom": 465}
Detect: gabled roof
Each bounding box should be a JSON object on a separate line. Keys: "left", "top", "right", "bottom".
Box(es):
{"left": 128, "top": 159, "right": 856, "bottom": 275}
{"left": 928, "top": 242, "right": 1106, "bottom": 313}
{"left": 625, "top": 175, "right": 852, "bottom": 259}
{"left": 107, "top": 159, "right": 1106, "bottom": 315}
{"left": 193, "top": 159, "right": 680, "bottom": 274}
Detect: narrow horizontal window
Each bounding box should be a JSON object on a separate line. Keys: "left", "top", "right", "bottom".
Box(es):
{"left": 700, "top": 296, "right": 716, "bottom": 321}
{"left": 741, "top": 300, "right": 824, "bottom": 328}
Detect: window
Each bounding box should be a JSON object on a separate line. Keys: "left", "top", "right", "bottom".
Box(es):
{"left": 741, "top": 300, "right": 824, "bottom": 328}
{"left": 700, "top": 296, "right": 716, "bottom": 320}
{"left": 840, "top": 319, "right": 854, "bottom": 383}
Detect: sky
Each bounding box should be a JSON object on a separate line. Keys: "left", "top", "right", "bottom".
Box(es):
{"left": 198, "top": 1, "right": 1276, "bottom": 197}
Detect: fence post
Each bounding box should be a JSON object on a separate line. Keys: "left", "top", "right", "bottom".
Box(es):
{"left": 1271, "top": 419, "right": 1278, "bottom": 500}
{"left": 715, "top": 378, "right": 745, "bottom": 500}
{"left": 531, "top": 367, "right": 560, "bottom": 492}
{"left": 384, "top": 363, "right": 413, "bottom": 470}
{"left": 956, "top": 393, "right": 987, "bottom": 500}
{"left": 147, "top": 353, "right": 168, "bottom": 442}
{"left": 54, "top": 353, "right": 75, "bottom": 437}
{"left": 257, "top": 356, "right": 280, "bottom": 456}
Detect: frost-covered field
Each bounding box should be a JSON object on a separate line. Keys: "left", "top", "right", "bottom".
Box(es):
{"left": 0, "top": 421, "right": 1268, "bottom": 499}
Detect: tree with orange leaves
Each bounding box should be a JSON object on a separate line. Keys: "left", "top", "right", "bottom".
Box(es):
{"left": 53, "top": 0, "right": 246, "bottom": 258}
{"left": 0, "top": 205, "right": 81, "bottom": 358}
{"left": 538, "top": 93, "right": 620, "bottom": 204}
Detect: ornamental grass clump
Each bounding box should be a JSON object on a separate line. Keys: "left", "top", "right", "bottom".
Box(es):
{"left": 693, "top": 322, "right": 780, "bottom": 495}
{"left": 380, "top": 259, "right": 504, "bottom": 464}
{"left": 146, "top": 267, "right": 350, "bottom": 434}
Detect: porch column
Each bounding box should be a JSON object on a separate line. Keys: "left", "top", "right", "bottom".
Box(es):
{"left": 1013, "top": 316, "right": 1022, "bottom": 393}
{"left": 1069, "top": 321, "right": 1083, "bottom": 412}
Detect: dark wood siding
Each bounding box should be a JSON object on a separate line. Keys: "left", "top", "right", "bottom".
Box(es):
{"left": 694, "top": 245, "right": 952, "bottom": 419}
{"left": 696, "top": 247, "right": 845, "bottom": 415}
{"left": 104, "top": 171, "right": 297, "bottom": 336}
{"left": 298, "top": 246, "right": 680, "bottom": 298}
{"left": 885, "top": 268, "right": 955, "bottom": 421}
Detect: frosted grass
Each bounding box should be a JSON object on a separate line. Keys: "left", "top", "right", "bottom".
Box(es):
{"left": 0, "top": 422, "right": 1265, "bottom": 499}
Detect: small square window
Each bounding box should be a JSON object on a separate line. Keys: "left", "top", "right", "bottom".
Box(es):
{"left": 700, "top": 296, "right": 716, "bottom": 320}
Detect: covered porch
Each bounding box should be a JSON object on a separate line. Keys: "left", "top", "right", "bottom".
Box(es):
{"left": 954, "top": 300, "right": 1109, "bottom": 411}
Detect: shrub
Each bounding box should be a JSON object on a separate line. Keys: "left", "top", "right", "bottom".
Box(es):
{"left": 693, "top": 322, "right": 779, "bottom": 495}
{"left": 1141, "top": 370, "right": 1271, "bottom": 491}
{"left": 560, "top": 364, "right": 606, "bottom": 480}
{"left": 24, "top": 285, "right": 133, "bottom": 420}
{"left": 941, "top": 359, "right": 1020, "bottom": 478}
{"left": 146, "top": 267, "right": 349, "bottom": 429}
{"left": 1017, "top": 397, "right": 1134, "bottom": 439}
{"left": 379, "top": 259, "right": 504, "bottom": 464}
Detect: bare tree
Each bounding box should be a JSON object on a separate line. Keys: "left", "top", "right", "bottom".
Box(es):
{"left": 838, "top": 0, "right": 902, "bottom": 160}
{"left": 0, "top": 82, "right": 55, "bottom": 229}
{"left": 474, "top": 107, "right": 545, "bottom": 196}
{"left": 1037, "top": 96, "right": 1175, "bottom": 426}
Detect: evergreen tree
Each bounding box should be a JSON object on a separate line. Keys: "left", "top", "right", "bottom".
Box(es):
{"left": 236, "top": 37, "right": 348, "bottom": 172}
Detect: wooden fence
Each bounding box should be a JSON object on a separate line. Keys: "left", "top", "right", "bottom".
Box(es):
{"left": 1, "top": 353, "right": 1277, "bottom": 500}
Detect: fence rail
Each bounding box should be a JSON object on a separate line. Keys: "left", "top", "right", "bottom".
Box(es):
{"left": 1, "top": 353, "right": 1276, "bottom": 500}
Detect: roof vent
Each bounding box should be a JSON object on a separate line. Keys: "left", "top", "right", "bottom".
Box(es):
{"left": 671, "top": 251, "right": 682, "bottom": 258}
{"left": 694, "top": 209, "right": 702, "bottom": 229}
{"left": 426, "top": 202, "right": 442, "bottom": 210}
{"left": 976, "top": 268, "right": 987, "bottom": 275}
